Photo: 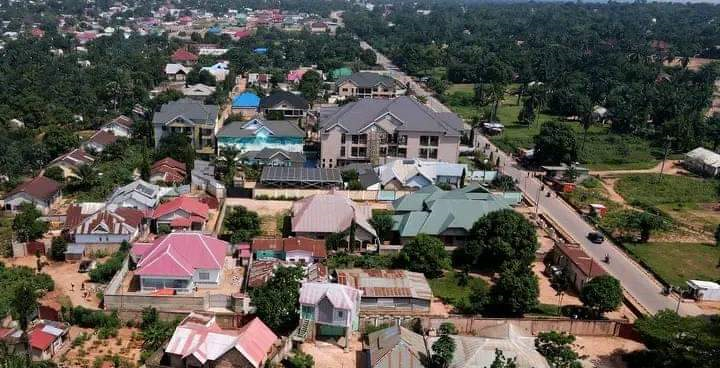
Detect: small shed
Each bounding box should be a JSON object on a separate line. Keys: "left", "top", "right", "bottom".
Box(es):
{"left": 26, "top": 241, "right": 46, "bottom": 256}
{"left": 64, "top": 244, "right": 85, "bottom": 261}
{"left": 589, "top": 203, "right": 608, "bottom": 218}
{"left": 687, "top": 280, "right": 720, "bottom": 301}
{"left": 684, "top": 147, "right": 720, "bottom": 177}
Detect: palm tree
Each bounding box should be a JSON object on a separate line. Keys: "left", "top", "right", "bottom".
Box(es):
{"left": 10, "top": 281, "right": 39, "bottom": 359}
{"left": 526, "top": 83, "right": 547, "bottom": 126}
{"left": 488, "top": 83, "right": 506, "bottom": 122}
{"left": 71, "top": 164, "right": 97, "bottom": 191}
{"left": 216, "top": 147, "right": 240, "bottom": 187}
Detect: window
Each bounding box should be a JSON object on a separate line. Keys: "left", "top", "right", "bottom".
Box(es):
{"left": 419, "top": 135, "right": 439, "bottom": 159}
{"left": 352, "top": 147, "right": 367, "bottom": 157}
{"left": 351, "top": 147, "right": 358, "bottom": 157}
{"left": 199, "top": 272, "right": 210, "bottom": 280}
{"left": 398, "top": 148, "right": 407, "bottom": 158}
{"left": 419, "top": 148, "right": 438, "bottom": 159}
{"left": 351, "top": 134, "right": 367, "bottom": 145}
{"left": 336, "top": 310, "right": 345, "bottom": 319}
{"left": 341, "top": 134, "right": 346, "bottom": 144}
{"left": 340, "top": 147, "right": 345, "bottom": 157}
{"left": 420, "top": 136, "right": 439, "bottom": 146}
{"left": 379, "top": 147, "right": 387, "bottom": 156}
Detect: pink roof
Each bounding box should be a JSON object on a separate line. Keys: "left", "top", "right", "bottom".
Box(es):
{"left": 165, "top": 314, "right": 276, "bottom": 367}
{"left": 291, "top": 193, "right": 376, "bottom": 236}
{"left": 152, "top": 197, "right": 209, "bottom": 220}
{"left": 131, "top": 243, "right": 154, "bottom": 259}
{"left": 170, "top": 217, "right": 192, "bottom": 227}
{"left": 234, "top": 30, "right": 251, "bottom": 39}
{"left": 29, "top": 329, "right": 55, "bottom": 351}
{"left": 286, "top": 69, "right": 307, "bottom": 82}
{"left": 134, "top": 233, "right": 227, "bottom": 277}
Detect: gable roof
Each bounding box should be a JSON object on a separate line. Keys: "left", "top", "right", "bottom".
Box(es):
{"left": 165, "top": 63, "right": 192, "bottom": 75}
{"left": 319, "top": 96, "right": 463, "bottom": 136}
{"left": 366, "top": 325, "right": 427, "bottom": 368}
{"left": 686, "top": 147, "right": 720, "bottom": 168}
{"left": 165, "top": 313, "right": 276, "bottom": 368}
{"left": 134, "top": 233, "right": 227, "bottom": 277}
{"left": 106, "top": 115, "right": 133, "bottom": 129}
{"left": 337, "top": 72, "right": 400, "bottom": 89}
{"left": 50, "top": 148, "right": 95, "bottom": 169}
{"left": 299, "top": 282, "right": 360, "bottom": 310}
{"left": 88, "top": 130, "right": 118, "bottom": 146}
{"left": 337, "top": 268, "right": 432, "bottom": 301}
{"left": 241, "top": 148, "right": 306, "bottom": 164}
{"left": 72, "top": 207, "right": 141, "bottom": 236}
{"left": 152, "top": 157, "right": 187, "bottom": 172}
{"left": 152, "top": 98, "right": 219, "bottom": 127}
{"left": 232, "top": 92, "right": 261, "bottom": 108}
{"left": 259, "top": 91, "right": 309, "bottom": 110}
{"left": 151, "top": 196, "right": 209, "bottom": 220}
{"left": 291, "top": 192, "right": 376, "bottom": 237}
{"left": 217, "top": 118, "right": 305, "bottom": 138}
{"left": 5, "top": 176, "right": 61, "bottom": 202}
{"left": 171, "top": 48, "right": 199, "bottom": 62}
{"left": 378, "top": 159, "right": 467, "bottom": 188}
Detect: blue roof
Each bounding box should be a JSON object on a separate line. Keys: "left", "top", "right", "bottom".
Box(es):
{"left": 232, "top": 92, "right": 260, "bottom": 108}
{"left": 208, "top": 26, "right": 222, "bottom": 34}
{"left": 253, "top": 47, "right": 268, "bottom": 54}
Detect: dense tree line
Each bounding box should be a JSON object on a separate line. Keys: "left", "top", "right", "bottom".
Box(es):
{"left": 345, "top": 2, "right": 720, "bottom": 152}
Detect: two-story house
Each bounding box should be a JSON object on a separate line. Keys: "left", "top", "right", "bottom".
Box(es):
{"left": 336, "top": 72, "right": 404, "bottom": 99}
{"left": 152, "top": 98, "right": 220, "bottom": 155}
{"left": 318, "top": 96, "right": 465, "bottom": 167}
{"left": 259, "top": 91, "right": 309, "bottom": 120}
{"left": 217, "top": 118, "right": 305, "bottom": 157}
{"left": 298, "top": 282, "right": 361, "bottom": 349}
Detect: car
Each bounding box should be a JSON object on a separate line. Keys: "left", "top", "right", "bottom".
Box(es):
{"left": 78, "top": 260, "right": 95, "bottom": 273}
{"left": 587, "top": 231, "right": 605, "bottom": 244}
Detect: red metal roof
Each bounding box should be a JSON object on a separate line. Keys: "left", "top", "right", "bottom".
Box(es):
{"left": 556, "top": 243, "right": 607, "bottom": 278}
{"left": 152, "top": 197, "right": 209, "bottom": 220}
{"left": 89, "top": 130, "right": 118, "bottom": 146}
{"left": 171, "top": 48, "right": 199, "bottom": 63}
{"left": 5, "top": 176, "right": 61, "bottom": 202}
{"left": 29, "top": 329, "right": 55, "bottom": 351}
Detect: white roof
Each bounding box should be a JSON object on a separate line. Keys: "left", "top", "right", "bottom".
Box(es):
{"left": 299, "top": 282, "right": 361, "bottom": 311}
{"left": 687, "top": 279, "right": 720, "bottom": 290}
{"left": 377, "top": 159, "right": 467, "bottom": 187}
{"left": 686, "top": 147, "right": 720, "bottom": 168}
{"left": 165, "top": 63, "right": 191, "bottom": 74}
{"left": 41, "top": 325, "right": 64, "bottom": 336}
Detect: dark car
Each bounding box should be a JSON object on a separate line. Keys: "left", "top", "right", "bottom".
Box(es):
{"left": 78, "top": 260, "right": 95, "bottom": 273}
{"left": 587, "top": 232, "right": 605, "bottom": 244}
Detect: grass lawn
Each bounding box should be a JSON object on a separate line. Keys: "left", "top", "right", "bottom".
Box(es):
{"left": 615, "top": 174, "right": 719, "bottom": 206}
{"left": 428, "top": 271, "right": 488, "bottom": 306}
{"left": 444, "top": 89, "right": 659, "bottom": 171}
{"left": 446, "top": 83, "right": 474, "bottom": 94}
{"left": 624, "top": 242, "right": 720, "bottom": 287}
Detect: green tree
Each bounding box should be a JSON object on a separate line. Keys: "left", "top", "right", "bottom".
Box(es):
{"left": 251, "top": 266, "right": 305, "bottom": 333}
{"left": 370, "top": 212, "right": 395, "bottom": 243}
{"left": 533, "top": 121, "right": 578, "bottom": 165}
{"left": 466, "top": 282, "right": 489, "bottom": 314}
{"left": 439, "top": 322, "right": 457, "bottom": 335}
{"left": 223, "top": 206, "right": 261, "bottom": 243}
{"left": 286, "top": 351, "right": 315, "bottom": 368}
{"left": 298, "top": 70, "right": 322, "bottom": 103}
{"left": 580, "top": 275, "right": 623, "bottom": 318}
{"left": 10, "top": 281, "right": 40, "bottom": 357}
{"left": 489, "top": 349, "right": 519, "bottom": 368}
{"left": 12, "top": 203, "right": 49, "bottom": 242}
{"left": 715, "top": 224, "right": 720, "bottom": 247}
{"left": 430, "top": 334, "right": 456, "bottom": 368}
{"left": 630, "top": 310, "right": 720, "bottom": 368}
{"left": 43, "top": 166, "right": 65, "bottom": 183}
{"left": 43, "top": 125, "right": 80, "bottom": 158}
{"left": 462, "top": 209, "right": 538, "bottom": 269}
{"left": 396, "top": 234, "right": 450, "bottom": 278}
{"left": 535, "top": 331, "right": 583, "bottom": 368}
{"left": 49, "top": 237, "right": 67, "bottom": 261}
{"left": 488, "top": 261, "right": 539, "bottom": 316}
{"left": 490, "top": 174, "right": 515, "bottom": 192}
{"left": 155, "top": 133, "right": 196, "bottom": 172}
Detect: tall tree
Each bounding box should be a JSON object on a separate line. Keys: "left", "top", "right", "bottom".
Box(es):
{"left": 12, "top": 203, "right": 49, "bottom": 243}
{"left": 298, "top": 70, "right": 322, "bottom": 104}
{"left": 10, "top": 281, "right": 39, "bottom": 358}
{"left": 396, "top": 234, "right": 450, "bottom": 278}
{"left": 461, "top": 209, "right": 538, "bottom": 269}
{"left": 251, "top": 266, "right": 305, "bottom": 334}
{"left": 580, "top": 275, "right": 623, "bottom": 318}
{"left": 533, "top": 121, "right": 578, "bottom": 165}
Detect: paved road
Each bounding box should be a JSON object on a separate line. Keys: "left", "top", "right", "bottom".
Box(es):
{"left": 359, "top": 41, "right": 450, "bottom": 113}
{"left": 354, "top": 24, "right": 703, "bottom": 316}
{"left": 476, "top": 136, "right": 703, "bottom": 316}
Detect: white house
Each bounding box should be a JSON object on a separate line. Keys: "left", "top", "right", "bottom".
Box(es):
{"left": 70, "top": 206, "right": 143, "bottom": 250}
{"left": 107, "top": 180, "right": 161, "bottom": 211}
{"left": 101, "top": 115, "right": 134, "bottom": 138}
{"left": 3, "top": 176, "right": 62, "bottom": 215}
{"left": 685, "top": 147, "right": 720, "bottom": 177}
{"left": 201, "top": 61, "right": 230, "bottom": 82}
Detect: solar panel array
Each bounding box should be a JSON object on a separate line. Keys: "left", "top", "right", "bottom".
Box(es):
{"left": 260, "top": 166, "right": 343, "bottom": 183}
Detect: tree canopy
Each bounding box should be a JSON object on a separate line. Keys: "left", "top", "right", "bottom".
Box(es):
{"left": 251, "top": 266, "right": 305, "bottom": 334}
{"left": 396, "top": 234, "right": 450, "bottom": 278}
{"left": 461, "top": 209, "right": 538, "bottom": 270}
{"left": 580, "top": 275, "right": 623, "bottom": 318}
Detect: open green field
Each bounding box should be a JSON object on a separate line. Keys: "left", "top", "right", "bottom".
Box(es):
{"left": 615, "top": 174, "right": 719, "bottom": 206}
{"left": 624, "top": 242, "right": 720, "bottom": 287}
{"left": 428, "top": 271, "right": 488, "bottom": 307}
{"left": 443, "top": 85, "right": 660, "bottom": 171}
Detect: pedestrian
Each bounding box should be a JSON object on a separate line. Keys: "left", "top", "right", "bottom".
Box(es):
{"left": 540, "top": 185, "right": 545, "bottom": 191}
{"left": 71, "top": 283, "right": 75, "bottom": 292}
{"left": 81, "top": 282, "right": 85, "bottom": 291}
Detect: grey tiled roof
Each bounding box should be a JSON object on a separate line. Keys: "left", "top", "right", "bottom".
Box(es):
{"left": 259, "top": 91, "right": 309, "bottom": 110}
{"left": 151, "top": 98, "right": 219, "bottom": 127}
{"left": 241, "top": 148, "right": 306, "bottom": 163}
{"left": 319, "top": 96, "right": 463, "bottom": 136}
{"left": 336, "top": 71, "right": 400, "bottom": 89}
{"left": 217, "top": 118, "right": 305, "bottom": 138}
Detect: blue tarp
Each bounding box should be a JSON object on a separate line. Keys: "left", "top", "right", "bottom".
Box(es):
{"left": 232, "top": 91, "right": 260, "bottom": 108}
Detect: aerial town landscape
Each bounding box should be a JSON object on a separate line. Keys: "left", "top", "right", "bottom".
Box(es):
{"left": 1, "top": 0, "right": 720, "bottom": 367}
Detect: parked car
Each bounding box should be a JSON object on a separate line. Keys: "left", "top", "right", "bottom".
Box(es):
{"left": 78, "top": 260, "right": 95, "bottom": 273}
{"left": 587, "top": 231, "right": 605, "bottom": 244}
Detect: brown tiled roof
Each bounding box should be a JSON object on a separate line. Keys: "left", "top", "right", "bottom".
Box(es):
{"left": 115, "top": 207, "right": 144, "bottom": 227}
{"left": 89, "top": 130, "right": 118, "bottom": 146}
{"left": 110, "top": 115, "right": 133, "bottom": 128}
{"left": 5, "top": 176, "right": 61, "bottom": 202}
{"left": 65, "top": 205, "right": 85, "bottom": 230}
{"left": 251, "top": 238, "right": 283, "bottom": 252}
{"left": 251, "top": 237, "right": 327, "bottom": 258}
{"left": 555, "top": 243, "right": 607, "bottom": 278}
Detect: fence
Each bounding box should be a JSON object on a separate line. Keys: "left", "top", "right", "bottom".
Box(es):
{"left": 253, "top": 188, "right": 410, "bottom": 201}
{"left": 359, "top": 315, "right": 630, "bottom": 337}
